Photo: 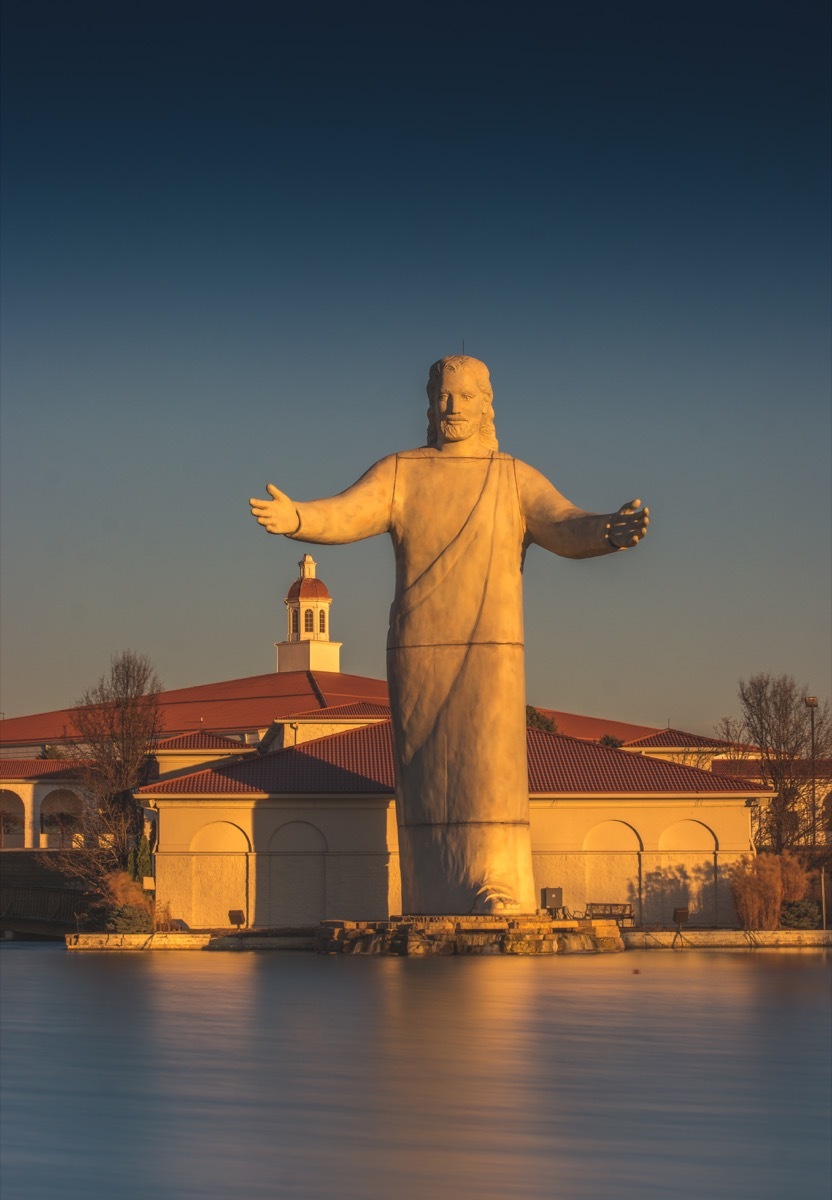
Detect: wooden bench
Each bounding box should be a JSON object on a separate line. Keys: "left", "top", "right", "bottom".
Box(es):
{"left": 583, "top": 902, "right": 635, "bottom": 926}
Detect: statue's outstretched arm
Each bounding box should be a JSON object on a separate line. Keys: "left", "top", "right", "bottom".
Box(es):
{"left": 516, "top": 461, "right": 649, "bottom": 559}
{"left": 250, "top": 456, "right": 395, "bottom": 545}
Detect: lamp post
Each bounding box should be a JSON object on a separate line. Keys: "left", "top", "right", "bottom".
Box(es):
{"left": 803, "top": 696, "right": 818, "bottom": 847}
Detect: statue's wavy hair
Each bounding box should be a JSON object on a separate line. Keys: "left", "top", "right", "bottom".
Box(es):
{"left": 425, "top": 355, "right": 499, "bottom": 451}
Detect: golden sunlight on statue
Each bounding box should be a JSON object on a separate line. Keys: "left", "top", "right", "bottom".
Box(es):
{"left": 250, "top": 356, "right": 649, "bottom": 915}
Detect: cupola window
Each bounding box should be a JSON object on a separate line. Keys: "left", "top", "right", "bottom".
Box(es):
{"left": 291, "top": 609, "right": 299, "bottom": 635}
{"left": 304, "top": 608, "right": 314, "bottom": 633}
{"left": 319, "top": 610, "right": 327, "bottom": 634}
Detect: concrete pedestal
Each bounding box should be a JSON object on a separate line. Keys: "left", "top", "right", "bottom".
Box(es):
{"left": 317, "top": 913, "right": 625, "bottom": 955}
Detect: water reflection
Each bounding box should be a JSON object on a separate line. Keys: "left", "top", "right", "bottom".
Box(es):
{"left": 1, "top": 947, "right": 829, "bottom": 1200}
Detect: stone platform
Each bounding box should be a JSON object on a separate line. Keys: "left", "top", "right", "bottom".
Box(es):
{"left": 317, "top": 914, "right": 625, "bottom": 956}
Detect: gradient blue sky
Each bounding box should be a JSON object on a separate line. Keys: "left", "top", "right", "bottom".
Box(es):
{"left": 2, "top": 0, "right": 830, "bottom": 732}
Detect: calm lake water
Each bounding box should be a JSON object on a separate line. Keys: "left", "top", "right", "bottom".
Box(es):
{"left": 1, "top": 945, "right": 830, "bottom": 1200}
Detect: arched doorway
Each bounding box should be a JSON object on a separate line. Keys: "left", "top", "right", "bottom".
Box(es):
{"left": 267, "top": 821, "right": 327, "bottom": 926}
{"left": 652, "top": 819, "right": 719, "bottom": 924}
{"left": 582, "top": 820, "right": 642, "bottom": 919}
{"left": 189, "top": 821, "right": 250, "bottom": 928}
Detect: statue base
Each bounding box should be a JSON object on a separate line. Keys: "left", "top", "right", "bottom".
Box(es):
{"left": 317, "top": 913, "right": 624, "bottom": 956}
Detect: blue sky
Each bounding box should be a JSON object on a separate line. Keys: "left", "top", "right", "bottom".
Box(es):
{"left": 1, "top": 0, "right": 829, "bottom": 732}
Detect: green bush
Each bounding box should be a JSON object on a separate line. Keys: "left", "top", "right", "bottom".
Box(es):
{"left": 105, "top": 903, "right": 154, "bottom": 933}
{"left": 779, "top": 900, "right": 822, "bottom": 930}
{"left": 127, "top": 834, "right": 153, "bottom": 883}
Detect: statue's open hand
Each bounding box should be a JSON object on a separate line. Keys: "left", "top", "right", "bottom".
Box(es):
{"left": 606, "top": 499, "right": 649, "bottom": 549}
{"left": 249, "top": 485, "right": 299, "bottom": 535}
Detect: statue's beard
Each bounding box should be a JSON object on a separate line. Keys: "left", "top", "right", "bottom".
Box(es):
{"left": 440, "top": 416, "right": 477, "bottom": 443}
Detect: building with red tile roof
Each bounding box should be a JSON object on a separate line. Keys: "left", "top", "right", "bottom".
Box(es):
{"left": 140, "top": 724, "right": 764, "bottom": 800}
{"left": 2, "top": 675, "right": 673, "bottom": 755}
{"left": 1, "top": 557, "right": 771, "bottom": 925}
{"left": 137, "top": 722, "right": 770, "bottom": 931}
{"left": 0, "top": 669, "right": 390, "bottom": 755}
{"left": 620, "top": 727, "right": 753, "bottom": 769}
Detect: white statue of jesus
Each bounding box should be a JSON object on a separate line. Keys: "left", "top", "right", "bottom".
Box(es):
{"left": 250, "top": 356, "right": 648, "bottom": 914}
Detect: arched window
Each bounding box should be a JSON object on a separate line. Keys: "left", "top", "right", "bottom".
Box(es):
{"left": 291, "top": 609, "right": 299, "bottom": 635}
{"left": 0, "top": 790, "right": 25, "bottom": 849}
{"left": 304, "top": 608, "right": 314, "bottom": 632}
{"left": 319, "top": 610, "right": 326, "bottom": 634}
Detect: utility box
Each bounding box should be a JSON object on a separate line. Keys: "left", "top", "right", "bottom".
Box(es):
{"left": 542, "top": 887, "right": 563, "bottom": 910}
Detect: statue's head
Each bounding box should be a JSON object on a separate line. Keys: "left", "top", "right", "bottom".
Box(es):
{"left": 425, "top": 356, "right": 499, "bottom": 451}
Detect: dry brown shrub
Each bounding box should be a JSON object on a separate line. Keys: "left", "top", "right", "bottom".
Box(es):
{"left": 730, "top": 853, "right": 809, "bottom": 930}
{"left": 103, "top": 870, "right": 152, "bottom": 913}
{"left": 779, "top": 852, "right": 809, "bottom": 902}
{"left": 154, "top": 901, "right": 173, "bottom": 932}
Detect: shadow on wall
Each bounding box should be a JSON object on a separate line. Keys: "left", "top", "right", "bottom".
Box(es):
{"left": 249, "top": 801, "right": 392, "bottom": 928}
{"left": 631, "top": 860, "right": 737, "bottom": 927}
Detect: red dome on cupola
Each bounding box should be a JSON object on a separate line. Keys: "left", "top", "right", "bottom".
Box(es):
{"left": 284, "top": 553, "right": 331, "bottom": 598}
{"left": 286, "top": 576, "right": 331, "bottom": 600}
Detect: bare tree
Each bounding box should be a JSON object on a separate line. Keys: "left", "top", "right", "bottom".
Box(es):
{"left": 0, "top": 811, "right": 23, "bottom": 848}
{"left": 723, "top": 674, "right": 831, "bottom": 852}
{"left": 70, "top": 651, "right": 164, "bottom": 882}
{"left": 712, "top": 715, "right": 750, "bottom": 754}
{"left": 41, "top": 810, "right": 81, "bottom": 849}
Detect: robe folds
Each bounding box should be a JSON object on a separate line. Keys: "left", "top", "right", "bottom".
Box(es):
{"left": 289, "top": 446, "right": 609, "bottom": 914}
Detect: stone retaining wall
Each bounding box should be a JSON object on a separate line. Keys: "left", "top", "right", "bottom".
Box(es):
{"left": 623, "top": 929, "right": 832, "bottom": 949}
{"left": 65, "top": 930, "right": 318, "bottom": 952}
{"left": 65, "top": 926, "right": 832, "bottom": 953}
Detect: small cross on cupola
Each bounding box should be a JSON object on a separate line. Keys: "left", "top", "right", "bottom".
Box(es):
{"left": 275, "top": 554, "right": 342, "bottom": 673}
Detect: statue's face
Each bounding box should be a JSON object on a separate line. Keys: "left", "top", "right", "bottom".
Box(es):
{"left": 434, "top": 364, "right": 486, "bottom": 444}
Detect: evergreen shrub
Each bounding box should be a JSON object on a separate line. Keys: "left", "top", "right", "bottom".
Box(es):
{"left": 778, "top": 900, "right": 822, "bottom": 929}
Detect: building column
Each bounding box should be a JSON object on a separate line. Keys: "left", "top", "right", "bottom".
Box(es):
{"left": 21, "top": 784, "right": 38, "bottom": 848}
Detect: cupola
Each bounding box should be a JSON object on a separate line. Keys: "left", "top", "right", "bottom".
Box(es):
{"left": 275, "top": 554, "right": 342, "bottom": 673}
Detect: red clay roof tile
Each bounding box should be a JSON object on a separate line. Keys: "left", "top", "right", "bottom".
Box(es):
{"left": 711, "top": 758, "right": 832, "bottom": 780}
{"left": 287, "top": 701, "right": 391, "bottom": 720}
{"left": 535, "top": 709, "right": 659, "bottom": 742}
{"left": 624, "top": 728, "right": 739, "bottom": 750}
{"left": 140, "top": 724, "right": 770, "bottom": 798}
{"left": 526, "top": 729, "right": 765, "bottom": 793}
{"left": 0, "top": 760, "right": 84, "bottom": 781}
{"left": 0, "top": 671, "right": 390, "bottom": 745}
{"left": 155, "top": 731, "right": 252, "bottom": 751}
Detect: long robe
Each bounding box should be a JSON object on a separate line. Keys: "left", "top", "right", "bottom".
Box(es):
{"left": 288, "top": 446, "right": 611, "bottom": 914}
